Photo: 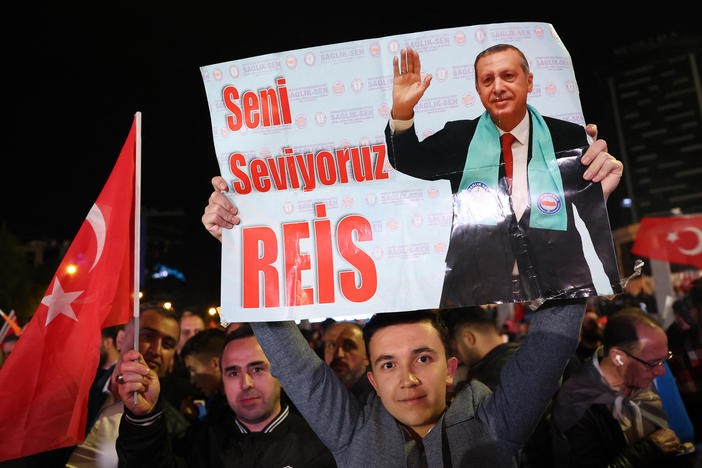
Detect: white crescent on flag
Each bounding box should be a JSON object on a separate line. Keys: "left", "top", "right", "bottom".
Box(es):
{"left": 677, "top": 227, "right": 702, "bottom": 256}
{"left": 86, "top": 203, "right": 106, "bottom": 271}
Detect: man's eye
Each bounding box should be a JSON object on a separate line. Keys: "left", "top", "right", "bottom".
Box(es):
{"left": 381, "top": 362, "right": 394, "bottom": 370}
{"left": 418, "top": 355, "right": 431, "bottom": 363}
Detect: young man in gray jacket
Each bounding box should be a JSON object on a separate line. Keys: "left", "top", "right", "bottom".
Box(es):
{"left": 203, "top": 176, "right": 610, "bottom": 467}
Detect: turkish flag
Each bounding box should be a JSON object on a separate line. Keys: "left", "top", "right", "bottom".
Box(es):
{"left": 631, "top": 215, "right": 702, "bottom": 269}
{"left": 0, "top": 117, "right": 137, "bottom": 461}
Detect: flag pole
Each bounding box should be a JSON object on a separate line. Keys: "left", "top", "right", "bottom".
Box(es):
{"left": 133, "top": 112, "right": 142, "bottom": 405}
{"left": 133, "top": 113, "right": 142, "bottom": 391}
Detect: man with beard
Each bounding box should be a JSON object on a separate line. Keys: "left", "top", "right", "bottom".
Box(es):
{"left": 323, "top": 321, "right": 373, "bottom": 398}
{"left": 63, "top": 304, "right": 187, "bottom": 467}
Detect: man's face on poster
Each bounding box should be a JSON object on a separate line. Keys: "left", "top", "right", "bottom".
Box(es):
{"left": 475, "top": 48, "right": 533, "bottom": 131}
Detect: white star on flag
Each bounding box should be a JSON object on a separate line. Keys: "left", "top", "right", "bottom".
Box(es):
{"left": 41, "top": 277, "right": 83, "bottom": 326}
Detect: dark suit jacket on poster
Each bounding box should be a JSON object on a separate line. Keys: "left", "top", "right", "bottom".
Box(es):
{"left": 385, "top": 115, "right": 621, "bottom": 307}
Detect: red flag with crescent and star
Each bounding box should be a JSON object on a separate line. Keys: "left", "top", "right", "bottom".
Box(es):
{"left": 0, "top": 118, "right": 137, "bottom": 461}
{"left": 632, "top": 215, "right": 702, "bottom": 269}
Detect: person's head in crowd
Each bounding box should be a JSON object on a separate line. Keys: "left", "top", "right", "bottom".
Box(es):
{"left": 100, "top": 324, "right": 125, "bottom": 369}
{"left": 362, "top": 310, "right": 458, "bottom": 438}
{"left": 580, "top": 311, "right": 603, "bottom": 349}
{"left": 177, "top": 310, "right": 206, "bottom": 355}
{"left": 601, "top": 307, "right": 669, "bottom": 395}
{"left": 119, "top": 302, "right": 179, "bottom": 378}
{"left": 323, "top": 321, "right": 369, "bottom": 389}
{"left": 473, "top": 43, "right": 533, "bottom": 131}
{"left": 181, "top": 328, "right": 226, "bottom": 398}
{"left": 219, "top": 323, "right": 282, "bottom": 432}
{"left": 672, "top": 277, "right": 702, "bottom": 332}
{"left": 441, "top": 306, "right": 503, "bottom": 367}
{"left": 2, "top": 335, "right": 18, "bottom": 357}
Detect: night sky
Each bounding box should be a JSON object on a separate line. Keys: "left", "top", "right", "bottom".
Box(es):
{"left": 4, "top": 4, "right": 699, "bottom": 310}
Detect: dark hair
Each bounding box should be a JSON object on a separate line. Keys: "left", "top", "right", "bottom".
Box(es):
{"left": 181, "top": 328, "right": 226, "bottom": 361}
{"left": 363, "top": 310, "right": 450, "bottom": 360}
{"left": 474, "top": 44, "right": 530, "bottom": 85}
{"left": 326, "top": 321, "right": 364, "bottom": 336}
{"left": 225, "top": 323, "right": 254, "bottom": 344}
{"left": 135, "top": 302, "right": 180, "bottom": 334}
{"left": 220, "top": 323, "right": 256, "bottom": 369}
{"left": 603, "top": 307, "right": 661, "bottom": 353}
{"left": 440, "top": 306, "right": 497, "bottom": 337}
{"left": 101, "top": 324, "right": 124, "bottom": 340}
{"left": 179, "top": 309, "right": 206, "bottom": 324}
{"left": 140, "top": 301, "right": 179, "bottom": 323}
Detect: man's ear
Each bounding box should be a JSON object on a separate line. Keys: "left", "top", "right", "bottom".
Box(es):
{"left": 527, "top": 72, "right": 534, "bottom": 93}
{"left": 367, "top": 370, "right": 378, "bottom": 392}
{"left": 462, "top": 328, "right": 477, "bottom": 346}
{"left": 446, "top": 356, "right": 459, "bottom": 385}
{"left": 210, "top": 356, "right": 220, "bottom": 372}
{"left": 608, "top": 347, "right": 625, "bottom": 367}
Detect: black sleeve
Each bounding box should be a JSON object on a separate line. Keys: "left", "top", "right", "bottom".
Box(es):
{"left": 563, "top": 408, "right": 667, "bottom": 468}
{"left": 116, "top": 399, "right": 177, "bottom": 468}
{"left": 385, "top": 120, "right": 473, "bottom": 193}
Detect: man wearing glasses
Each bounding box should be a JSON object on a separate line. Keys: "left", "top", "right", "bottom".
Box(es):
{"left": 550, "top": 307, "right": 686, "bottom": 467}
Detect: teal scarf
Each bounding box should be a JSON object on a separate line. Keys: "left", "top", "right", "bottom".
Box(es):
{"left": 457, "top": 105, "right": 567, "bottom": 231}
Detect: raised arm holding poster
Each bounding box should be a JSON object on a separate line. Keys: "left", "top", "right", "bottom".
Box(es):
{"left": 199, "top": 22, "right": 623, "bottom": 323}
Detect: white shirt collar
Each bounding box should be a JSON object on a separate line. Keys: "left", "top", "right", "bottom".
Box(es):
{"left": 497, "top": 111, "right": 529, "bottom": 146}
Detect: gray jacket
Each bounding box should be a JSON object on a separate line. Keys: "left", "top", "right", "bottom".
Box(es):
{"left": 252, "top": 301, "right": 584, "bottom": 467}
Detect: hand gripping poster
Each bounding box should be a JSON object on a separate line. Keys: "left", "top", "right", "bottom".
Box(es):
{"left": 200, "top": 22, "right": 622, "bottom": 322}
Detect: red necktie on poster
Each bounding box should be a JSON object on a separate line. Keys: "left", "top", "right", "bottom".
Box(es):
{"left": 501, "top": 133, "right": 515, "bottom": 193}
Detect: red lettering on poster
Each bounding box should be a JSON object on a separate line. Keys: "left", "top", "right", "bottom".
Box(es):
{"left": 337, "top": 215, "right": 377, "bottom": 303}
{"left": 283, "top": 222, "right": 313, "bottom": 306}
{"left": 242, "top": 226, "right": 279, "bottom": 308}
{"left": 223, "top": 78, "right": 293, "bottom": 132}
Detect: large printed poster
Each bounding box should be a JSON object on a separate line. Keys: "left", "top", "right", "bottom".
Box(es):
{"left": 200, "top": 22, "right": 621, "bottom": 322}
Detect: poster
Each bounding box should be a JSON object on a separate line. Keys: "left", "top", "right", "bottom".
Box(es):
{"left": 200, "top": 22, "right": 621, "bottom": 322}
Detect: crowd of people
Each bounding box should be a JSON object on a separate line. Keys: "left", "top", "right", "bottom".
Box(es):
{"left": 3, "top": 43, "right": 702, "bottom": 467}
{"left": 5, "top": 282, "right": 699, "bottom": 467}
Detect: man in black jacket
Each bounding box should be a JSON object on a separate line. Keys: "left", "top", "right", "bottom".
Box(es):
{"left": 115, "top": 323, "right": 335, "bottom": 467}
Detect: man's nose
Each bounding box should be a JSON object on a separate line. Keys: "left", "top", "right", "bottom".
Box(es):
{"left": 241, "top": 373, "right": 254, "bottom": 389}
{"left": 493, "top": 78, "right": 506, "bottom": 93}
{"left": 400, "top": 366, "right": 420, "bottom": 388}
